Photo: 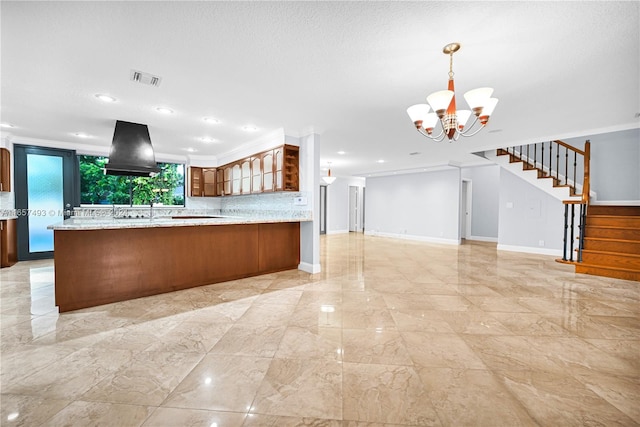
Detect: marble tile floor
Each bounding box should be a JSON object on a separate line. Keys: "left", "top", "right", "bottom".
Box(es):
{"left": 1, "top": 233, "right": 638, "bottom": 426}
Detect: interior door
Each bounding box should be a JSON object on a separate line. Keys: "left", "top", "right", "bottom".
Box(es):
{"left": 14, "top": 145, "right": 78, "bottom": 260}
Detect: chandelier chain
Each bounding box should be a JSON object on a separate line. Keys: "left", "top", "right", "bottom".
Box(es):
{"left": 448, "top": 52, "right": 454, "bottom": 79}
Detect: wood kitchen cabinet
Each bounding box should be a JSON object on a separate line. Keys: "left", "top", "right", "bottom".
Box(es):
{"left": 240, "top": 158, "right": 251, "bottom": 194}
{"left": 0, "top": 219, "right": 17, "bottom": 268}
{"left": 189, "top": 166, "right": 203, "bottom": 197}
{"left": 275, "top": 145, "right": 299, "bottom": 191}
{"left": 261, "top": 150, "right": 274, "bottom": 192}
{"left": 0, "top": 148, "right": 10, "bottom": 192}
{"left": 202, "top": 168, "right": 216, "bottom": 196}
{"left": 251, "top": 156, "right": 262, "bottom": 193}
{"left": 215, "top": 168, "right": 224, "bottom": 196}
{"left": 190, "top": 143, "right": 299, "bottom": 197}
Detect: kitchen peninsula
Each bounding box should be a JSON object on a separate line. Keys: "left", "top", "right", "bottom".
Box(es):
{"left": 49, "top": 214, "right": 308, "bottom": 312}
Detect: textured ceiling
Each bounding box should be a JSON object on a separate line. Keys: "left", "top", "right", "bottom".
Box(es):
{"left": 1, "top": 1, "right": 638, "bottom": 177}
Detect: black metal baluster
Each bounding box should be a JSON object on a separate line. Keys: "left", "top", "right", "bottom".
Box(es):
{"left": 578, "top": 203, "right": 586, "bottom": 262}
{"left": 569, "top": 204, "right": 575, "bottom": 262}
{"left": 573, "top": 151, "right": 578, "bottom": 194}
{"left": 562, "top": 203, "right": 569, "bottom": 261}
{"left": 556, "top": 143, "right": 560, "bottom": 181}
{"left": 534, "top": 143, "right": 537, "bottom": 169}
{"left": 541, "top": 143, "right": 545, "bottom": 175}
{"left": 564, "top": 147, "right": 568, "bottom": 185}
{"left": 549, "top": 142, "right": 553, "bottom": 178}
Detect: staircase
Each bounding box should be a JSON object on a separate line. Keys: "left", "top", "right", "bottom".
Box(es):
{"left": 577, "top": 205, "right": 640, "bottom": 281}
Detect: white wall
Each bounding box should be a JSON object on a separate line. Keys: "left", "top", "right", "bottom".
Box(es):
{"left": 498, "top": 169, "right": 564, "bottom": 256}
{"left": 461, "top": 165, "right": 500, "bottom": 241}
{"left": 324, "top": 176, "right": 365, "bottom": 234}
{"left": 364, "top": 168, "right": 460, "bottom": 244}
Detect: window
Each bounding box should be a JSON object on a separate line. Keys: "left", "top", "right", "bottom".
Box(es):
{"left": 79, "top": 155, "right": 185, "bottom": 206}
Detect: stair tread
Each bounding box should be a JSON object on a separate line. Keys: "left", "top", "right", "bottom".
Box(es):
{"left": 588, "top": 215, "right": 640, "bottom": 219}
{"left": 584, "top": 236, "right": 640, "bottom": 243}
{"left": 581, "top": 249, "right": 640, "bottom": 258}
{"left": 575, "top": 263, "right": 640, "bottom": 273}
{"left": 585, "top": 225, "right": 640, "bottom": 230}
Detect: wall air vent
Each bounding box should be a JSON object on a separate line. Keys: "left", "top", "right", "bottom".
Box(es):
{"left": 130, "top": 69, "right": 162, "bottom": 87}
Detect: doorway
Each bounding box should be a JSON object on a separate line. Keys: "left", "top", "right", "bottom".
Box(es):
{"left": 14, "top": 145, "right": 78, "bottom": 260}
{"left": 319, "top": 184, "right": 327, "bottom": 235}
{"left": 349, "top": 185, "right": 361, "bottom": 232}
{"left": 461, "top": 179, "right": 472, "bottom": 240}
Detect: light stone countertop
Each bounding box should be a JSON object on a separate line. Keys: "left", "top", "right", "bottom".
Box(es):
{"left": 48, "top": 214, "right": 311, "bottom": 231}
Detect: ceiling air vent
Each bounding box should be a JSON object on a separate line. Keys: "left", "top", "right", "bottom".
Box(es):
{"left": 130, "top": 69, "right": 162, "bottom": 87}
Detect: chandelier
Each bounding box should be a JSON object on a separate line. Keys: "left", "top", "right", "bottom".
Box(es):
{"left": 406, "top": 42, "right": 498, "bottom": 142}
{"left": 322, "top": 163, "right": 336, "bottom": 185}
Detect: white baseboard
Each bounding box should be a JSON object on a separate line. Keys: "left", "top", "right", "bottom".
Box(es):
{"left": 497, "top": 244, "right": 562, "bottom": 257}
{"left": 298, "top": 262, "right": 322, "bottom": 274}
{"left": 365, "top": 231, "right": 460, "bottom": 245}
{"left": 468, "top": 235, "right": 498, "bottom": 243}
{"left": 327, "top": 229, "right": 349, "bottom": 235}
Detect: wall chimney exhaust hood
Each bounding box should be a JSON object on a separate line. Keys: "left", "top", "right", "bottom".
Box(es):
{"left": 105, "top": 120, "right": 161, "bottom": 177}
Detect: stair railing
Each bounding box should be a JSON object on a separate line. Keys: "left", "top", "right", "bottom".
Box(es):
{"left": 501, "top": 140, "right": 591, "bottom": 262}
{"left": 503, "top": 140, "right": 590, "bottom": 202}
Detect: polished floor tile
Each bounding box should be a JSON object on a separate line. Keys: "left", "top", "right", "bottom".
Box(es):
{"left": 1, "top": 234, "right": 639, "bottom": 426}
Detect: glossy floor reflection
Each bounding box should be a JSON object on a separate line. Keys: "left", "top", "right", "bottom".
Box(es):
{"left": 1, "top": 234, "right": 638, "bottom": 426}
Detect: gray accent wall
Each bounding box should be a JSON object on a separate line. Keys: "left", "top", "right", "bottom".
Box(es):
{"left": 565, "top": 128, "right": 640, "bottom": 201}
{"left": 364, "top": 168, "right": 460, "bottom": 242}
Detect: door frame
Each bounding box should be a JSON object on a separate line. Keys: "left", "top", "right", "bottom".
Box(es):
{"left": 14, "top": 145, "right": 79, "bottom": 260}
{"left": 461, "top": 179, "right": 472, "bottom": 240}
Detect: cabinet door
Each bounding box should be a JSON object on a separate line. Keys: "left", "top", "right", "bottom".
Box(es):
{"left": 189, "top": 167, "right": 203, "bottom": 197}
{"left": 0, "top": 148, "right": 10, "bottom": 192}
{"left": 251, "top": 157, "right": 262, "bottom": 193}
{"left": 216, "top": 168, "right": 224, "bottom": 196}
{"left": 223, "top": 166, "right": 232, "bottom": 195}
{"left": 0, "top": 219, "right": 17, "bottom": 268}
{"left": 274, "top": 146, "right": 284, "bottom": 191}
{"left": 241, "top": 159, "right": 251, "bottom": 194}
{"left": 231, "top": 163, "right": 241, "bottom": 195}
{"left": 283, "top": 146, "right": 300, "bottom": 191}
{"left": 262, "top": 150, "right": 274, "bottom": 192}
{"left": 202, "top": 168, "right": 216, "bottom": 197}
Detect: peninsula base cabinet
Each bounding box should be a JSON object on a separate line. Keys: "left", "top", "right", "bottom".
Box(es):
{"left": 0, "top": 219, "right": 17, "bottom": 268}
{"left": 54, "top": 221, "right": 301, "bottom": 312}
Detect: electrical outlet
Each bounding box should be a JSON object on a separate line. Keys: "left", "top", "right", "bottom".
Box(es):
{"left": 539, "top": 240, "right": 545, "bottom": 247}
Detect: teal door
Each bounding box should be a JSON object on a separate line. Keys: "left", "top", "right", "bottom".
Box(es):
{"left": 14, "top": 145, "right": 78, "bottom": 260}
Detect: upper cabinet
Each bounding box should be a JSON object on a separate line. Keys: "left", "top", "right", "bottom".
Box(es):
{"left": 189, "top": 144, "right": 299, "bottom": 197}
{"left": 0, "top": 148, "right": 11, "bottom": 192}
{"left": 189, "top": 166, "right": 203, "bottom": 197}
{"left": 202, "top": 168, "right": 216, "bottom": 197}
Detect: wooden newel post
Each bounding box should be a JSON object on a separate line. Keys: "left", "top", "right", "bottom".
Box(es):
{"left": 582, "top": 140, "right": 591, "bottom": 205}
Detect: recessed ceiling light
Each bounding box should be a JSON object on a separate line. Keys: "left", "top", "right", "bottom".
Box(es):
{"left": 377, "top": 159, "right": 385, "bottom": 164}
{"left": 203, "top": 117, "right": 220, "bottom": 124}
{"left": 185, "top": 147, "right": 196, "bottom": 153}
{"left": 337, "top": 151, "right": 346, "bottom": 155}
{"left": 200, "top": 137, "right": 217, "bottom": 143}
{"left": 156, "top": 107, "right": 174, "bottom": 114}
{"left": 95, "top": 94, "right": 116, "bottom": 103}
{"left": 242, "top": 125, "right": 258, "bottom": 132}
{"left": 74, "top": 132, "right": 90, "bottom": 138}
{"left": 0, "top": 123, "right": 15, "bottom": 128}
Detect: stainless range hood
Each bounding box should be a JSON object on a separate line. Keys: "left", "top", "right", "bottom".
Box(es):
{"left": 105, "top": 120, "right": 161, "bottom": 177}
